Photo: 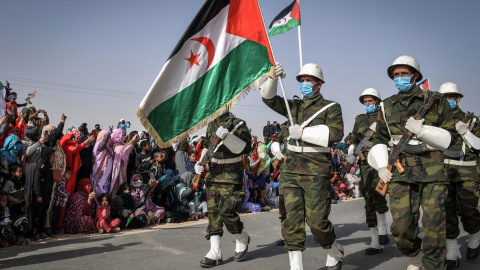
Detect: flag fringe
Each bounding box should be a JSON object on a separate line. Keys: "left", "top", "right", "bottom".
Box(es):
{"left": 136, "top": 67, "right": 273, "bottom": 148}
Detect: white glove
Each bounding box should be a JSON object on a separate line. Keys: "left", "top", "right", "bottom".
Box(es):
{"left": 346, "top": 154, "right": 356, "bottom": 164}
{"left": 405, "top": 117, "right": 424, "bottom": 135}
{"left": 275, "top": 62, "right": 286, "bottom": 78}
{"left": 216, "top": 126, "right": 229, "bottom": 139}
{"left": 289, "top": 124, "right": 303, "bottom": 140}
{"left": 194, "top": 162, "right": 204, "bottom": 175}
{"left": 378, "top": 167, "right": 393, "bottom": 183}
{"left": 455, "top": 121, "right": 469, "bottom": 135}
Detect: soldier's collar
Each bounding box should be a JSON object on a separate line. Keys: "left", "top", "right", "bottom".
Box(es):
{"left": 392, "top": 86, "right": 422, "bottom": 104}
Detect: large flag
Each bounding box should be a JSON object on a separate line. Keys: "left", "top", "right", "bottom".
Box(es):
{"left": 138, "top": 0, "right": 275, "bottom": 147}
{"left": 419, "top": 78, "right": 430, "bottom": 91}
{"left": 268, "top": 0, "right": 301, "bottom": 36}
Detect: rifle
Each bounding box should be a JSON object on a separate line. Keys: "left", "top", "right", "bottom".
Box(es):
{"left": 343, "top": 123, "right": 376, "bottom": 173}
{"left": 375, "top": 92, "right": 438, "bottom": 196}
{"left": 191, "top": 120, "right": 245, "bottom": 186}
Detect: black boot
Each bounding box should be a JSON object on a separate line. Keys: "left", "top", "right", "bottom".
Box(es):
{"left": 379, "top": 234, "right": 389, "bottom": 245}
{"left": 446, "top": 259, "right": 460, "bottom": 270}
{"left": 234, "top": 235, "right": 250, "bottom": 261}
{"left": 466, "top": 245, "right": 480, "bottom": 260}
{"left": 199, "top": 257, "right": 222, "bottom": 268}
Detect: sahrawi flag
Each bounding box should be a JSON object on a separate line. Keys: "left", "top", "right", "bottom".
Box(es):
{"left": 419, "top": 78, "right": 430, "bottom": 91}
{"left": 268, "top": 0, "right": 301, "bottom": 36}
{"left": 25, "top": 88, "right": 39, "bottom": 104}
{"left": 138, "top": 0, "right": 274, "bottom": 147}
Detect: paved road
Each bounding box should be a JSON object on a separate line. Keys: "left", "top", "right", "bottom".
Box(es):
{"left": 1, "top": 198, "right": 478, "bottom": 270}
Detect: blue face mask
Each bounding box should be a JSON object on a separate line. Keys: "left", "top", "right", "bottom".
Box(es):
{"left": 394, "top": 75, "right": 414, "bottom": 92}
{"left": 300, "top": 82, "right": 315, "bottom": 98}
{"left": 364, "top": 104, "right": 376, "bottom": 113}
{"left": 447, "top": 99, "right": 457, "bottom": 109}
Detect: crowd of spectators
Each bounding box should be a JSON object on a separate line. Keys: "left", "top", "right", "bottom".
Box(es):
{"left": 0, "top": 81, "right": 361, "bottom": 247}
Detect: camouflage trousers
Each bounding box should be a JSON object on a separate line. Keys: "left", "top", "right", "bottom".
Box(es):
{"left": 445, "top": 165, "right": 480, "bottom": 239}
{"left": 281, "top": 172, "right": 336, "bottom": 251}
{"left": 205, "top": 182, "right": 244, "bottom": 240}
{"left": 359, "top": 164, "right": 388, "bottom": 228}
{"left": 389, "top": 182, "right": 448, "bottom": 270}
{"left": 278, "top": 174, "right": 286, "bottom": 223}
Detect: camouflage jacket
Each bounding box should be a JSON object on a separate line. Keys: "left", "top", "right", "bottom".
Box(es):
{"left": 372, "top": 86, "right": 457, "bottom": 183}
{"left": 202, "top": 112, "right": 252, "bottom": 184}
{"left": 444, "top": 107, "right": 480, "bottom": 162}
{"left": 350, "top": 111, "right": 378, "bottom": 165}
{"left": 263, "top": 93, "right": 344, "bottom": 176}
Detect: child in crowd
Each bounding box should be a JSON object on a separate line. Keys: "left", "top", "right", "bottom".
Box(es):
{"left": 96, "top": 193, "right": 121, "bottom": 233}
{"left": 130, "top": 174, "right": 165, "bottom": 225}
{"left": 150, "top": 151, "right": 166, "bottom": 181}
{"left": 185, "top": 151, "right": 196, "bottom": 174}
{"left": 52, "top": 167, "right": 70, "bottom": 235}
{"left": 0, "top": 191, "right": 29, "bottom": 246}
{"left": 135, "top": 140, "right": 153, "bottom": 184}
{"left": 3, "top": 163, "right": 28, "bottom": 217}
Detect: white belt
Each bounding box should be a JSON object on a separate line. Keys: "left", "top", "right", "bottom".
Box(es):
{"left": 210, "top": 156, "right": 242, "bottom": 164}
{"left": 287, "top": 144, "right": 330, "bottom": 153}
{"left": 444, "top": 159, "right": 477, "bottom": 166}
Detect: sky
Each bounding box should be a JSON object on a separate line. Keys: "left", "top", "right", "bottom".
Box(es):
{"left": 2, "top": 0, "right": 480, "bottom": 142}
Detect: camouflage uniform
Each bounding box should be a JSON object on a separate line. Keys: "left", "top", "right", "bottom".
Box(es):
{"left": 372, "top": 87, "right": 456, "bottom": 270}
{"left": 275, "top": 126, "right": 289, "bottom": 223}
{"left": 263, "top": 94, "right": 344, "bottom": 250}
{"left": 444, "top": 108, "right": 480, "bottom": 240}
{"left": 350, "top": 111, "right": 388, "bottom": 228}
{"left": 202, "top": 112, "right": 252, "bottom": 239}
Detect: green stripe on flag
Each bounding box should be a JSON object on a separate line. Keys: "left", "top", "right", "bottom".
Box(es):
{"left": 269, "top": 19, "right": 300, "bottom": 36}
{"left": 147, "top": 40, "right": 272, "bottom": 142}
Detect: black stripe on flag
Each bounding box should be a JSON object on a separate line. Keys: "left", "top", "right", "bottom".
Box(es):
{"left": 168, "top": 0, "right": 229, "bottom": 60}
{"left": 268, "top": 0, "right": 296, "bottom": 29}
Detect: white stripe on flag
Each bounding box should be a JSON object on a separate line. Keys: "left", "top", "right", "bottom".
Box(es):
{"left": 141, "top": 5, "right": 246, "bottom": 115}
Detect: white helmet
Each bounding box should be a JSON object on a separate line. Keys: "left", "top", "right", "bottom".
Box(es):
{"left": 296, "top": 63, "right": 325, "bottom": 83}
{"left": 439, "top": 82, "right": 463, "bottom": 98}
{"left": 359, "top": 88, "right": 381, "bottom": 104}
{"left": 387, "top": 55, "right": 423, "bottom": 81}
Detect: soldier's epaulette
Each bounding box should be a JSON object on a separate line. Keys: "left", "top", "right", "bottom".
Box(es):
{"left": 293, "top": 95, "right": 301, "bottom": 101}
{"left": 355, "top": 113, "right": 364, "bottom": 120}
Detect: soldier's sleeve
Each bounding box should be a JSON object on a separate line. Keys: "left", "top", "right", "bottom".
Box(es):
{"left": 325, "top": 103, "right": 344, "bottom": 146}
{"left": 262, "top": 96, "right": 293, "bottom": 119}
{"left": 469, "top": 115, "right": 480, "bottom": 153}
{"left": 202, "top": 122, "right": 214, "bottom": 149}
{"left": 372, "top": 106, "right": 390, "bottom": 145}
{"left": 437, "top": 97, "right": 458, "bottom": 148}
{"left": 350, "top": 118, "right": 360, "bottom": 145}
{"left": 232, "top": 120, "right": 252, "bottom": 155}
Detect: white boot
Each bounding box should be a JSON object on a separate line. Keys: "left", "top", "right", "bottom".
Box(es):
{"left": 204, "top": 235, "right": 222, "bottom": 263}
{"left": 406, "top": 252, "right": 422, "bottom": 270}
{"left": 376, "top": 212, "right": 389, "bottom": 245}
{"left": 326, "top": 241, "right": 344, "bottom": 268}
{"left": 446, "top": 238, "right": 462, "bottom": 260}
{"left": 234, "top": 231, "right": 250, "bottom": 261}
{"left": 288, "top": 250, "right": 303, "bottom": 270}
{"left": 468, "top": 231, "right": 480, "bottom": 249}
{"left": 235, "top": 231, "right": 249, "bottom": 252}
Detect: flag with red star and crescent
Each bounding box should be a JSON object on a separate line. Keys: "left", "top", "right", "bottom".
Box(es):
{"left": 138, "top": 0, "right": 275, "bottom": 147}
{"left": 268, "top": 0, "right": 301, "bottom": 36}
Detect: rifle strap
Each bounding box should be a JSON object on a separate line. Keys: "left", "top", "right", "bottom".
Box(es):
{"left": 379, "top": 102, "right": 392, "bottom": 139}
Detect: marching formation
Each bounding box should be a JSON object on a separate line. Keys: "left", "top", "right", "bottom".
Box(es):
{"left": 194, "top": 55, "right": 480, "bottom": 270}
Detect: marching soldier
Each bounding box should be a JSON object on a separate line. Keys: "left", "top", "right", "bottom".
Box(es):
{"left": 261, "top": 63, "right": 344, "bottom": 270}
{"left": 346, "top": 88, "right": 389, "bottom": 255}
{"left": 439, "top": 82, "right": 480, "bottom": 269}
{"left": 196, "top": 111, "right": 252, "bottom": 268}
{"left": 368, "top": 55, "right": 456, "bottom": 270}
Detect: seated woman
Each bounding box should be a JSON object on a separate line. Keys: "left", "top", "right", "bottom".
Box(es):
{"left": 111, "top": 183, "right": 147, "bottom": 229}
{"left": 130, "top": 174, "right": 165, "bottom": 225}
{"left": 63, "top": 178, "right": 96, "bottom": 233}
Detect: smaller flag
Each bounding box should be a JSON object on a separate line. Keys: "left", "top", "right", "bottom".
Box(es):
{"left": 419, "top": 79, "right": 430, "bottom": 91}
{"left": 268, "top": 0, "right": 301, "bottom": 36}
{"left": 25, "top": 88, "right": 38, "bottom": 104}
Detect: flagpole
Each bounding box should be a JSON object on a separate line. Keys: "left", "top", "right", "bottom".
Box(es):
{"left": 257, "top": 0, "right": 299, "bottom": 146}
{"left": 297, "top": 0, "right": 303, "bottom": 68}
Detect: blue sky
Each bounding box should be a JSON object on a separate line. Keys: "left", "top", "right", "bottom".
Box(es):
{"left": 1, "top": 0, "right": 479, "bottom": 141}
